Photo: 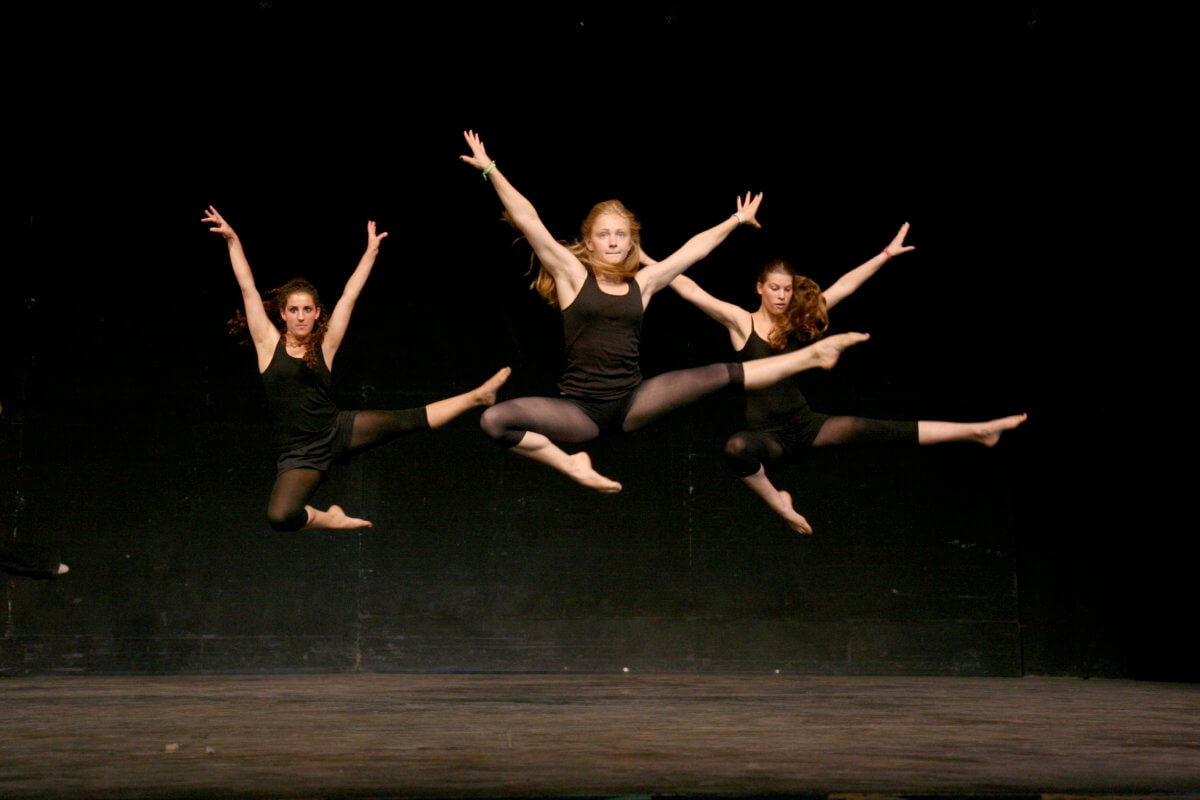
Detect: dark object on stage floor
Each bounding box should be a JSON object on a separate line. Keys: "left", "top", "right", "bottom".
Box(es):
{"left": 0, "top": 540, "right": 64, "bottom": 580}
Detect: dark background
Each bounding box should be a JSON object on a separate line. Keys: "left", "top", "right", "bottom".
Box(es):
{"left": 5, "top": 3, "right": 1183, "bottom": 678}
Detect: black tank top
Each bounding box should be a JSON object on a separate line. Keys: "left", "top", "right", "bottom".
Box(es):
{"left": 738, "top": 329, "right": 816, "bottom": 427}
{"left": 260, "top": 336, "right": 338, "bottom": 449}
{"left": 558, "top": 272, "right": 643, "bottom": 400}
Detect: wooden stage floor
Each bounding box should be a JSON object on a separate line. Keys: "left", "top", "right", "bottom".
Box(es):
{"left": 2, "top": 674, "right": 1198, "bottom": 799}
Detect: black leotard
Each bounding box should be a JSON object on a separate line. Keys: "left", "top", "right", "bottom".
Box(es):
{"left": 480, "top": 272, "right": 742, "bottom": 445}
{"left": 739, "top": 329, "right": 829, "bottom": 450}
{"left": 260, "top": 336, "right": 356, "bottom": 474}
{"left": 725, "top": 328, "right": 914, "bottom": 477}
{"left": 559, "top": 272, "right": 643, "bottom": 401}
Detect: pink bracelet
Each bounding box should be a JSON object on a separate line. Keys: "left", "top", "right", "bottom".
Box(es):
{"left": 880, "top": 249, "right": 891, "bottom": 260}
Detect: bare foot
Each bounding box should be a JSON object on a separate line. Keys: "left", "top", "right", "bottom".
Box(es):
{"left": 475, "top": 367, "right": 512, "bottom": 407}
{"left": 308, "top": 504, "right": 373, "bottom": 531}
{"left": 564, "top": 452, "right": 622, "bottom": 493}
{"left": 812, "top": 332, "right": 870, "bottom": 370}
{"left": 777, "top": 490, "right": 813, "bottom": 535}
{"left": 975, "top": 413, "right": 1027, "bottom": 447}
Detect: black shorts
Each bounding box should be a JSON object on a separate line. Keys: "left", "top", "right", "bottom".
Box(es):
{"left": 276, "top": 410, "right": 359, "bottom": 474}
{"left": 563, "top": 393, "right": 638, "bottom": 437}
{"left": 750, "top": 409, "right": 832, "bottom": 456}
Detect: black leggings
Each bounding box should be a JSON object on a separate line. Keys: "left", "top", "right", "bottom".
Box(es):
{"left": 480, "top": 363, "right": 744, "bottom": 447}
{"left": 724, "top": 416, "right": 918, "bottom": 477}
{"left": 267, "top": 408, "right": 428, "bottom": 531}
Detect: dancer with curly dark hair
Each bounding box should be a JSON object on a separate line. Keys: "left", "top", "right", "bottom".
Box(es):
{"left": 668, "top": 224, "right": 1026, "bottom": 534}
{"left": 204, "top": 206, "right": 510, "bottom": 531}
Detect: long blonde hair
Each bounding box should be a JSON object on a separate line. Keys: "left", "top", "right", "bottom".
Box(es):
{"left": 758, "top": 260, "right": 829, "bottom": 350}
{"left": 527, "top": 200, "right": 643, "bottom": 307}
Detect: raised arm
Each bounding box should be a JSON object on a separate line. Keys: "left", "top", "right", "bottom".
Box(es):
{"left": 321, "top": 220, "right": 388, "bottom": 368}
{"left": 460, "top": 130, "right": 585, "bottom": 303}
{"left": 203, "top": 206, "right": 279, "bottom": 369}
{"left": 822, "top": 222, "right": 914, "bottom": 310}
{"left": 634, "top": 192, "right": 763, "bottom": 306}
{"left": 668, "top": 273, "right": 754, "bottom": 350}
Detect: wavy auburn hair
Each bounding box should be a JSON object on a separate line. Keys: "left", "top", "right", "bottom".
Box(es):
{"left": 522, "top": 199, "right": 643, "bottom": 307}
{"left": 228, "top": 278, "right": 329, "bottom": 371}
{"left": 758, "top": 260, "right": 829, "bottom": 350}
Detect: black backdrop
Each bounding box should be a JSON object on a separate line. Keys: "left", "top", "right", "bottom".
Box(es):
{"left": 5, "top": 3, "right": 1186, "bottom": 679}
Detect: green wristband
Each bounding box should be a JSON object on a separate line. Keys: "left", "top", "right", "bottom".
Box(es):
{"left": 482, "top": 161, "right": 497, "bottom": 181}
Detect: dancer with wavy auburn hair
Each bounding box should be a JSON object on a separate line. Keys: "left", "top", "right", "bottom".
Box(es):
{"left": 203, "top": 206, "right": 510, "bottom": 531}
{"left": 668, "top": 223, "right": 1026, "bottom": 534}
{"left": 460, "top": 131, "right": 868, "bottom": 493}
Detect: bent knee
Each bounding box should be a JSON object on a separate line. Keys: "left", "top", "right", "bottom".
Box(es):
{"left": 479, "top": 406, "right": 504, "bottom": 439}
{"left": 724, "top": 435, "right": 761, "bottom": 477}
{"left": 267, "top": 506, "right": 308, "bottom": 532}
{"left": 724, "top": 434, "right": 749, "bottom": 459}
{"left": 480, "top": 407, "right": 524, "bottom": 448}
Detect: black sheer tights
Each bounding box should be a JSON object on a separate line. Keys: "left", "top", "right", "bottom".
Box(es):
{"left": 266, "top": 408, "right": 428, "bottom": 531}
{"left": 267, "top": 468, "right": 324, "bottom": 531}
{"left": 724, "top": 416, "right": 918, "bottom": 477}
{"left": 480, "top": 363, "right": 742, "bottom": 447}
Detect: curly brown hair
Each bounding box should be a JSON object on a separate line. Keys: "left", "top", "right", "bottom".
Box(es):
{"left": 518, "top": 199, "right": 643, "bottom": 307}
{"left": 758, "top": 260, "right": 829, "bottom": 350}
{"left": 228, "top": 278, "right": 329, "bottom": 371}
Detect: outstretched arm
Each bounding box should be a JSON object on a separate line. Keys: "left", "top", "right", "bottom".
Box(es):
{"left": 460, "top": 130, "right": 585, "bottom": 304}
{"left": 635, "top": 192, "right": 763, "bottom": 306}
{"left": 322, "top": 220, "right": 388, "bottom": 366}
{"left": 668, "top": 273, "right": 754, "bottom": 350}
{"left": 643, "top": 248, "right": 749, "bottom": 335}
{"left": 823, "top": 222, "right": 914, "bottom": 310}
{"left": 203, "top": 206, "right": 279, "bottom": 368}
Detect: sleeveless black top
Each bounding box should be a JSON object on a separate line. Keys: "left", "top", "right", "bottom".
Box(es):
{"left": 559, "top": 272, "right": 643, "bottom": 400}
{"left": 260, "top": 336, "right": 338, "bottom": 451}
{"left": 738, "top": 329, "right": 817, "bottom": 428}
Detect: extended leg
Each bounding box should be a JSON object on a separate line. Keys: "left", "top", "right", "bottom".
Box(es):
{"left": 741, "top": 332, "right": 869, "bottom": 390}
{"left": 917, "top": 414, "right": 1027, "bottom": 446}
{"left": 812, "top": 416, "right": 918, "bottom": 447}
{"left": 480, "top": 397, "right": 620, "bottom": 492}
{"left": 622, "top": 363, "right": 742, "bottom": 432}
{"left": 812, "top": 414, "right": 1026, "bottom": 448}
{"left": 732, "top": 410, "right": 1026, "bottom": 537}
{"left": 426, "top": 366, "right": 511, "bottom": 429}
{"left": 345, "top": 367, "right": 512, "bottom": 458}
{"left": 267, "top": 468, "right": 371, "bottom": 532}
{"left": 620, "top": 333, "right": 866, "bottom": 432}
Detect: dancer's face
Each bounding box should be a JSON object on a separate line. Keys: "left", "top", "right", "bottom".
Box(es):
{"left": 585, "top": 213, "right": 633, "bottom": 265}
{"left": 281, "top": 291, "right": 320, "bottom": 339}
{"left": 757, "top": 271, "right": 794, "bottom": 315}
